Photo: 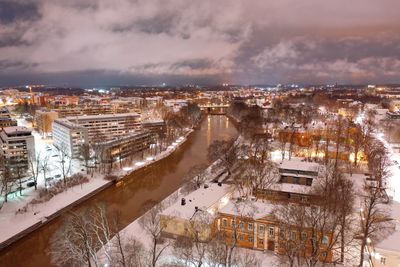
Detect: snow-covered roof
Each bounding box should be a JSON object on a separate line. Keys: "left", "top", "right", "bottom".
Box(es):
{"left": 161, "top": 183, "right": 232, "bottom": 220}
{"left": 2, "top": 126, "right": 31, "bottom": 135}
{"left": 270, "top": 183, "right": 314, "bottom": 195}
{"left": 65, "top": 112, "right": 139, "bottom": 121}
{"left": 279, "top": 160, "right": 320, "bottom": 173}
{"left": 219, "top": 199, "right": 276, "bottom": 220}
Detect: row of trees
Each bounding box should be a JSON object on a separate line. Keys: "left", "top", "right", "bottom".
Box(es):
{"left": 211, "top": 104, "right": 394, "bottom": 266}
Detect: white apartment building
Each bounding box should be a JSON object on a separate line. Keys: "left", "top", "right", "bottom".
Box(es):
{"left": 0, "top": 126, "right": 35, "bottom": 172}
{"left": 52, "top": 113, "right": 141, "bottom": 157}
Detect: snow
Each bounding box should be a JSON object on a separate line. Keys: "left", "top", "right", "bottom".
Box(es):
{"left": 279, "top": 159, "right": 320, "bottom": 173}
{"left": 375, "top": 200, "right": 400, "bottom": 252}
{"left": 0, "top": 174, "right": 109, "bottom": 246}
{"left": 219, "top": 199, "right": 276, "bottom": 220}
{"left": 161, "top": 183, "right": 232, "bottom": 220}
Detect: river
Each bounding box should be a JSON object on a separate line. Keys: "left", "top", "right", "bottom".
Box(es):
{"left": 0, "top": 115, "right": 237, "bottom": 267}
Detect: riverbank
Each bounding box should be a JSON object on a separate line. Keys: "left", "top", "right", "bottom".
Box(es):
{"left": 0, "top": 130, "right": 193, "bottom": 251}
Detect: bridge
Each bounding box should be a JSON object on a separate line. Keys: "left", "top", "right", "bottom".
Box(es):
{"left": 198, "top": 104, "right": 230, "bottom": 115}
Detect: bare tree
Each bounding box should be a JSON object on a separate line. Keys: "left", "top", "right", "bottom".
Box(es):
{"left": 234, "top": 158, "right": 278, "bottom": 199}
{"left": 207, "top": 138, "right": 239, "bottom": 176}
{"left": 358, "top": 184, "right": 391, "bottom": 267}
{"left": 183, "top": 164, "right": 208, "bottom": 192}
{"left": 54, "top": 143, "right": 72, "bottom": 184}
{"left": 0, "top": 158, "right": 15, "bottom": 206}
{"left": 39, "top": 154, "right": 50, "bottom": 188}
{"left": 28, "top": 151, "right": 42, "bottom": 190}
{"left": 79, "top": 143, "right": 92, "bottom": 175}
{"left": 50, "top": 205, "right": 116, "bottom": 267}
{"left": 139, "top": 202, "right": 170, "bottom": 267}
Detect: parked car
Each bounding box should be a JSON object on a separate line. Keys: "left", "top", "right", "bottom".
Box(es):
{"left": 52, "top": 154, "right": 58, "bottom": 157}
{"left": 45, "top": 177, "right": 54, "bottom": 182}
{"left": 27, "top": 181, "right": 37, "bottom": 188}
{"left": 55, "top": 174, "right": 61, "bottom": 179}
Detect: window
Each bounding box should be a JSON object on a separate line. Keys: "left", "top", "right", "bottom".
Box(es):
{"left": 306, "top": 178, "right": 313, "bottom": 186}
{"left": 239, "top": 235, "right": 244, "bottom": 241}
{"left": 222, "top": 218, "right": 227, "bottom": 227}
{"left": 280, "top": 228, "right": 285, "bottom": 238}
{"left": 269, "top": 227, "right": 274, "bottom": 237}
{"left": 290, "top": 231, "right": 297, "bottom": 241}
{"left": 259, "top": 224, "right": 265, "bottom": 233}
{"left": 301, "top": 232, "right": 307, "bottom": 241}
{"left": 322, "top": 236, "right": 329, "bottom": 245}
{"left": 239, "top": 221, "right": 244, "bottom": 230}
{"left": 248, "top": 223, "right": 254, "bottom": 231}
{"left": 321, "top": 252, "right": 327, "bottom": 258}
{"left": 380, "top": 257, "right": 386, "bottom": 265}
{"left": 249, "top": 235, "right": 254, "bottom": 242}
{"left": 292, "top": 177, "right": 300, "bottom": 184}
{"left": 231, "top": 219, "right": 235, "bottom": 228}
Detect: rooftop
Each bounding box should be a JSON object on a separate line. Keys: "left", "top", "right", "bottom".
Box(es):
{"left": 64, "top": 112, "right": 139, "bottom": 121}
{"left": 279, "top": 159, "right": 320, "bottom": 173}
{"left": 2, "top": 126, "right": 32, "bottom": 135}
{"left": 161, "top": 183, "right": 232, "bottom": 220}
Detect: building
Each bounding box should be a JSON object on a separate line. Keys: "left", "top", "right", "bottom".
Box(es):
{"left": 52, "top": 113, "right": 141, "bottom": 157}
{"left": 0, "top": 126, "right": 35, "bottom": 172}
{"left": 0, "top": 107, "right": 17, "bottom": 129}
{"left": 54, "top": 104, "right": 129, "bottom": 118}
{"left": 256, "top": 160, "right": 321, "bottom": 203}
{"left": 101, "top": 131, "right": 155, "bottom": 164}
{"left": 160, "top": 183, "right": 233, "bottom": 240}
{"left": 160, "top": 181, "right": 333, "bottom": 263}
{"left": 52, "top": 119, "right": 87, "bottom": 157}
{"left": 142, "top": 120, "right": 166, "bottom": 136}
{"left": 164, "top": 99, "right": 188, "bottom": 112}
{"left": 216, "top": 199, "right": 333, "bottom": 262}
{"left": 35, "top": 110, "right": 59, "bottom": 137}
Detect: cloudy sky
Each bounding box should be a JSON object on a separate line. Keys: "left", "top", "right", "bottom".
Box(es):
{"left": 0, "top": 0, "right": 400, "bottom": 87}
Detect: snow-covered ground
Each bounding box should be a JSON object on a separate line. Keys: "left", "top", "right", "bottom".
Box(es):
{"left": 0, "top": 119, "right": 193, "bottom": 247}
{"left": 375, "top": 131, "right": 400, "bottom": 202}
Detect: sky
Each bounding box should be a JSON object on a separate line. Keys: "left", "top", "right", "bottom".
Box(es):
{"left": 0, "top": 0, "right": 400, "bottom": 87}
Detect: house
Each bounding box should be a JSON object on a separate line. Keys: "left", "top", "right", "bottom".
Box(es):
{"left": 160, "top": 183, "right": 233, "bottom": 240}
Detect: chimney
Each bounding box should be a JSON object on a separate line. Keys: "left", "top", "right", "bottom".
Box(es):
{"left": 181, "top": 198, "right": 186, "bottom": 206}
{"left": 218, "top": 182, "right": 222, "bottom": 186}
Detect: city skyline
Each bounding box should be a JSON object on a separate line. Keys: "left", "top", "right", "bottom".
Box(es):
{"left": 1, "top": 0, "right": 400, "bottom": 87}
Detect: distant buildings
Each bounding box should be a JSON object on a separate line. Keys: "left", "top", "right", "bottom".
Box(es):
{"left": 0, "top": 107, "right": 17, "bottom": 129}
{"left": 35, "top": 110, "right": 59, "bottom": 137}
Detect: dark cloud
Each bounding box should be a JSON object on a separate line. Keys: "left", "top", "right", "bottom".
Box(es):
{"left": 1, "top": 0, "right": 400, "bottom": 86}
{"left": 0, "top": 1, "right": 40, "bottom": 24}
